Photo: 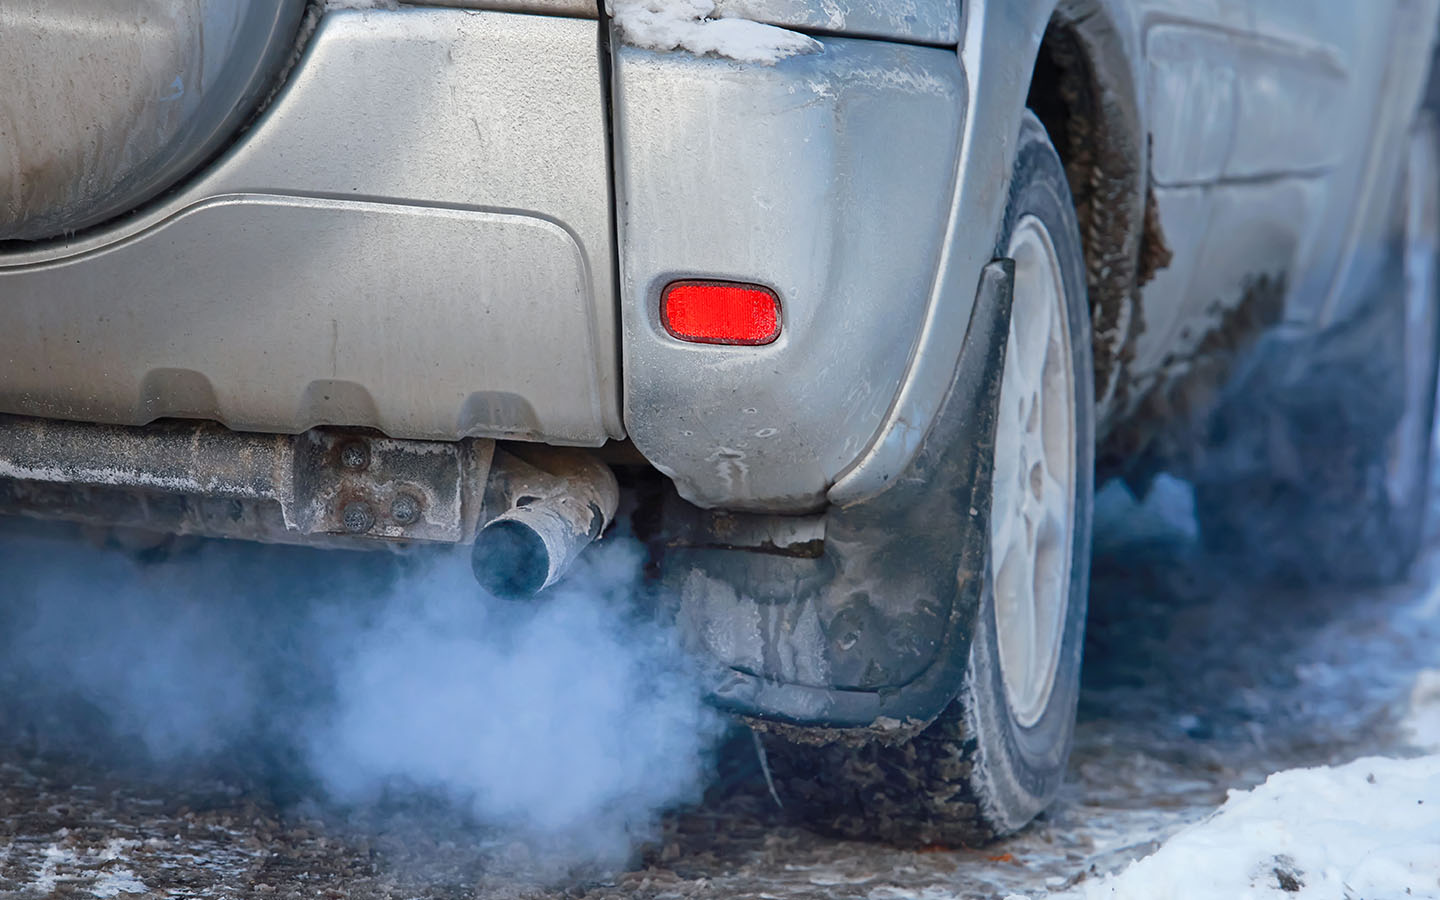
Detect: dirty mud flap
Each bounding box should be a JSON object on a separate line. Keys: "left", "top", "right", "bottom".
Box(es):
{"left": 661, "top": 261, "right": 1012, "bottom": 732}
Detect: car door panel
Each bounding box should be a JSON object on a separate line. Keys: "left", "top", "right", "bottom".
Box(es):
{"left": 1145, "top": 25, "right": 1235, "bottom": 186}
{"left": 1123, "top": 0, "right": 1402, "bottom": 405}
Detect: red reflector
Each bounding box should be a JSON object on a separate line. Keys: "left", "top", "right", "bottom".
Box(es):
{"left": 661, "top": 280, "right": 781, "bottom": 346}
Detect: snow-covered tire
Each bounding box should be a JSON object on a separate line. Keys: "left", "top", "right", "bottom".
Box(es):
{"left": 1194, "top": 115, "right": 1440, "bottom": 586}
{"left": 761, "top": 112, "right": 1095, "bottom": 846}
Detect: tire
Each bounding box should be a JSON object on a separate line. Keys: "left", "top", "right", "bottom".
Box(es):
{"left": 1194, "top": 114, "right": 1440, "bottom": 586}
{"left": 761, "top": 111, "right": 1096, "bottom": 846}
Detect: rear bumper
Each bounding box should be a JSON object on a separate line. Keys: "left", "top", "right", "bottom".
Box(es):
{"left": 0, "top": 5, "right": 975, "bottom": 515}
{"left": 612, "top": 38, "right": 969, "bottom": 511}
{"left": 0, "top": 9, "right": 622, "bottom": 446}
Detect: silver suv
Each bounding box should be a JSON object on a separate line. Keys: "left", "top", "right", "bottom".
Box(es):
{"left": 3, "top": 0, "right": 1439, "bottom": 845}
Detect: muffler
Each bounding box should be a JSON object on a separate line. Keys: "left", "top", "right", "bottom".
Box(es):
{"left": 0, "top": 414, "right": 619, "bottom": 594}
{"left": 470, "top": 445, "right": 619, "bottom": 598}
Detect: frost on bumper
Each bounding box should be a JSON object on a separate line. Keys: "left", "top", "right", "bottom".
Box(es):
{"left": 610, "top": 0, "right": 821, "bottom": 64}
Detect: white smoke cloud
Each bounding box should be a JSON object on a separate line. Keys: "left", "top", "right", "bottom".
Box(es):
{"left": 306, "top": 539, "right": 725, "bottom": 860}
{"left": 0, "top": 525, "right": 725, "bottom": 873}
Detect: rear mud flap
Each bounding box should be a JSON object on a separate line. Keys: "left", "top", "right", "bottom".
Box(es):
{"left": 661, "top": 260, "right": 1014, "bottom": 731}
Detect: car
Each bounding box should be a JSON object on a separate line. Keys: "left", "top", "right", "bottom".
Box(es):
{"left": 3, "top": 0, "right": 1439, "bottom": 846}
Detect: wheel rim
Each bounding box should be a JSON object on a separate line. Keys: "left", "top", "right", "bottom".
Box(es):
{"left": 991, "top": 214, "right": 1078, "bottom": 729}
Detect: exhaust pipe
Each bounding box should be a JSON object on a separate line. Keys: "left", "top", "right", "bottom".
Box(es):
{"left": 470, "top": 446, "right": 619, "bottom": 598}
{"left": 0, "top": 414, "right": 622, "bottom": 578}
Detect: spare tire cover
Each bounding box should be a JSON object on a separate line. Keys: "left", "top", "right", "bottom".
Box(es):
{"left": 0, "top": 0, "right": 307, "bottom": 241}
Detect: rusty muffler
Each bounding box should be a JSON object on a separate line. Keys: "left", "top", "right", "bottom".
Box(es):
{"left": 470, "top": 446, "right": 619, "bottom": 599}
{"left": 0, "top": 415, "right": 618, "bottom": 595}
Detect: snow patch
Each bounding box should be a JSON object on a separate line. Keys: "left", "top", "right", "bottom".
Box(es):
{"left": 1048, "top": 755, "right": 1440, "bottom": 900}
{"left": 610, "top": 0, "right": 821, "bottom": 65}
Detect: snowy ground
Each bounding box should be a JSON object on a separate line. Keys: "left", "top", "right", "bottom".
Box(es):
{"left": 1053, "top": 753, "right": 1440, "bottom": 900}
{"left": 1, "top": 475, "right": 1439, "bottom": 899}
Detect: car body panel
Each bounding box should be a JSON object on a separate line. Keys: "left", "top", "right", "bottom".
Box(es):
{"left": 1144, "top": 26, "right": 1234, "bottom": 185}
{"left": 0, "top": 195, "right": 604, "bottom": 441}
{"left": 428, "top": 0, "right": 595, "bottom": 14}
{"left": 1120, "top": 0, "right": 1438, "bottom": 434}
{"left": 0, "top": 9, "right": 623, "bottom": 445}
{"left": 830, "top": 0, "right": 1096, "bottom": 506}
{"left": 1313, "top": 3, "right": 1440, "bottom": 327}
{"left": 612, "top": 38, "right": 967, "bottom": 510}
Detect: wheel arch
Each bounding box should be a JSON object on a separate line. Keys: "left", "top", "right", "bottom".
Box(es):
{"left": 829, "top": 0, "right": 1156, "bottom": 503}
{"left": 1025, "top": 0, "right": 1158, "bottom": 431}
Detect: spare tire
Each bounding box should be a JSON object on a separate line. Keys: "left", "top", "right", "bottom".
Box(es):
{"left": 0, "top": 0, "right": 307, "bottom": 241}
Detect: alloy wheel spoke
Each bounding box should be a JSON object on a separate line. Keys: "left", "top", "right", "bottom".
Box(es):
{"left": 990, "top": 214, "right": 1077, "bottom": 729}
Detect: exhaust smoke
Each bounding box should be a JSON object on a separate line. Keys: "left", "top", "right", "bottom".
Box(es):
{"left": 0, "top": 524, "right": 725, "bottom": 876}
